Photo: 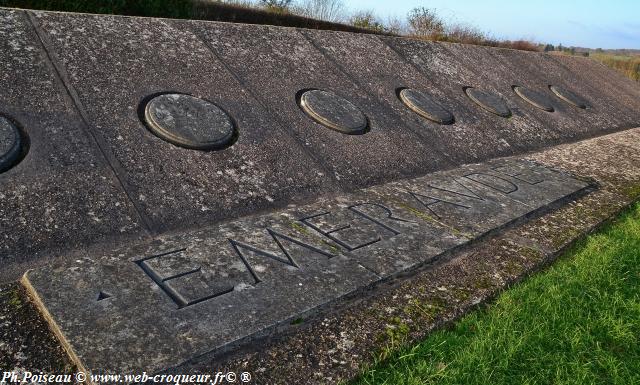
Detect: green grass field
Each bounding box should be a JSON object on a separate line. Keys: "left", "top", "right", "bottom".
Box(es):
{"left": 351, "top": 202, "right": 640, "bottom": 385}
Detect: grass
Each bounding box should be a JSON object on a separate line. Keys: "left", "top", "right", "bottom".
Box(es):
{"left": 591, "top": 53, "right": 640, "bottom": 82}
{"left": 552, "top": 51, "right": 639, "bottom": 82}
{"left": 351, "top": 201, "right": 640, "bottom": 385}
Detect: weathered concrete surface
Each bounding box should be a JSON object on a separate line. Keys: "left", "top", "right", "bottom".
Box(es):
{"left": 299, "top": 89, "right": 369, "bottom": 134}
{"left": 0, "top": 9, "right": 145, "bottom": 283}
{"left": 398, "top": 88, "right": 455, "bottom": 124}
{"left": 384, "top": 36, "right": 640, "bottom": 143}
{"left": 143, "top": 93, "right": 237, "bottom": 150}
{"left": 379, "top": 36, "right": 568, "bottom": 151}
{"left": 492, "top": 46, "right": 640, "bottom": 129}
{"left": 464, "top": 87, "right": 512, "bottom": 117}
{"left": 303, "top": 30, "right": 514, "bottom": 163}
{"left": 22, "top": 158, "right": 590, "bottom": 376}
{"left": 30, "top": 11, "right": 332, "bottom": 235}
{"left": 514, "top": 86, "right": 555, "bottom": 112}
{"left": 553, "top": 53, "right": 640, "bottom": 120}
{"left": 190, "top": 21, "right": 452, "bottom": 188}
{"left": 550, "top": 85, "right": 588, "bottom": 109}
{"left": 442, "top": 42, "right": 599, "bottom": 137}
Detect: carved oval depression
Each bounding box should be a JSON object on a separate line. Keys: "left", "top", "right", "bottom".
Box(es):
{"left": 0, "top": 116, "right": 23, "bottom": 173}
{"left": 399, "top": 88, "right": 454, "bottom": 125}
{"left": 144, "top": 93, "right": 236, "bottom": 150}
{"left": 464, "top": 87, "right": 512, "bottom": 118}
{"left": 299, "top": 89, "right": 368, "bottom": 135}
{"left": 513, "top": 86, "right": 555, "bottom": 112}
{"left": 549, "top": 85, "right": 588, "bottom": 109}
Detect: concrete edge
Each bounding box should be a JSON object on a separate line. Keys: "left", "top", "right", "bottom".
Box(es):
{"left": 20, "top": 271, "right": 92, "bottom": 384}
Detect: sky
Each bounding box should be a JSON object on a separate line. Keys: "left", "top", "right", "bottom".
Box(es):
{"left": 342, "top": 0, "right": 640, "bottom": 49}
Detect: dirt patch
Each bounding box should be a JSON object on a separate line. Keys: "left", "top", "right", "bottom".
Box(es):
{"left": 0, "top": 283, "right": 74, "bottom": 375}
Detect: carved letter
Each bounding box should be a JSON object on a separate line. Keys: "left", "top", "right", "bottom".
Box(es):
{"left": 228, "top": 228, "right": 335, "bottom": 282}
{"left": 135, "top": 249, "right": 232, "bottom": 309}
{"left": 300, "top": 211, "right": 383, "bottom": 251}
{"left": 348, "top": 203, "right": 414, "bottom": 236}
{"left": 491, "top": 164, "right": 544, "bottom": 185}
{"left": 427, "top": 179, "right": 486, "bottom": 201}
{"left": 406, "top": 190, "right": 471, "bottom": 219}
{"left": 463, "top": 172, "right": 518, "bottom": 194}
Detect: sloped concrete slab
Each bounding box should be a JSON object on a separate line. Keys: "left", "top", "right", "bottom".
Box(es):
{"left": 491, "top": 46, "right": 640, "bottom": 132}
{"left": 0, "top": 9, "right": 144, "bottom": 282}
{"left": 379, "top": 36, "right": 640, "bottom": 149}
{"left": 302, "top": 30, "right": 514, "bottom": 164}
{"left": 23, "top": 158, "right": 591, "bottom": 377}
{"left": 190, "top": 21, "right": 452, "bottom": 188}
{"left": 29, "top": 11, "right": 333, "bottom": 233}
{"left": 378, "top": 36, "right": 565, "bottom": 153}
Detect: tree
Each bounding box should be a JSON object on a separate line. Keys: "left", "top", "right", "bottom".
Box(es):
{"left": 445, "top": 23, "right": 486, "bottom": 45}
{"left": 350, "top": 10, "right": 385, "bottom": 33}
{"left": 384, "top": 15, "right": 408, "bottom": 35}
{"left": 259, "top": 0, "right": 293, "bottom": 12}
{"left": 543, "top": 44, "right": 554, "bottom": 52}
{"left": 407, "top": 7, "right": 445, "bottom": 38}
{"left": 298, "top": 0, "right": 346, "bottom": 22}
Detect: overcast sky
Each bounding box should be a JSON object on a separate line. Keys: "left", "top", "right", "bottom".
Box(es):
{"left": 342, "top": 0, "right": 640, "bottom": 49}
